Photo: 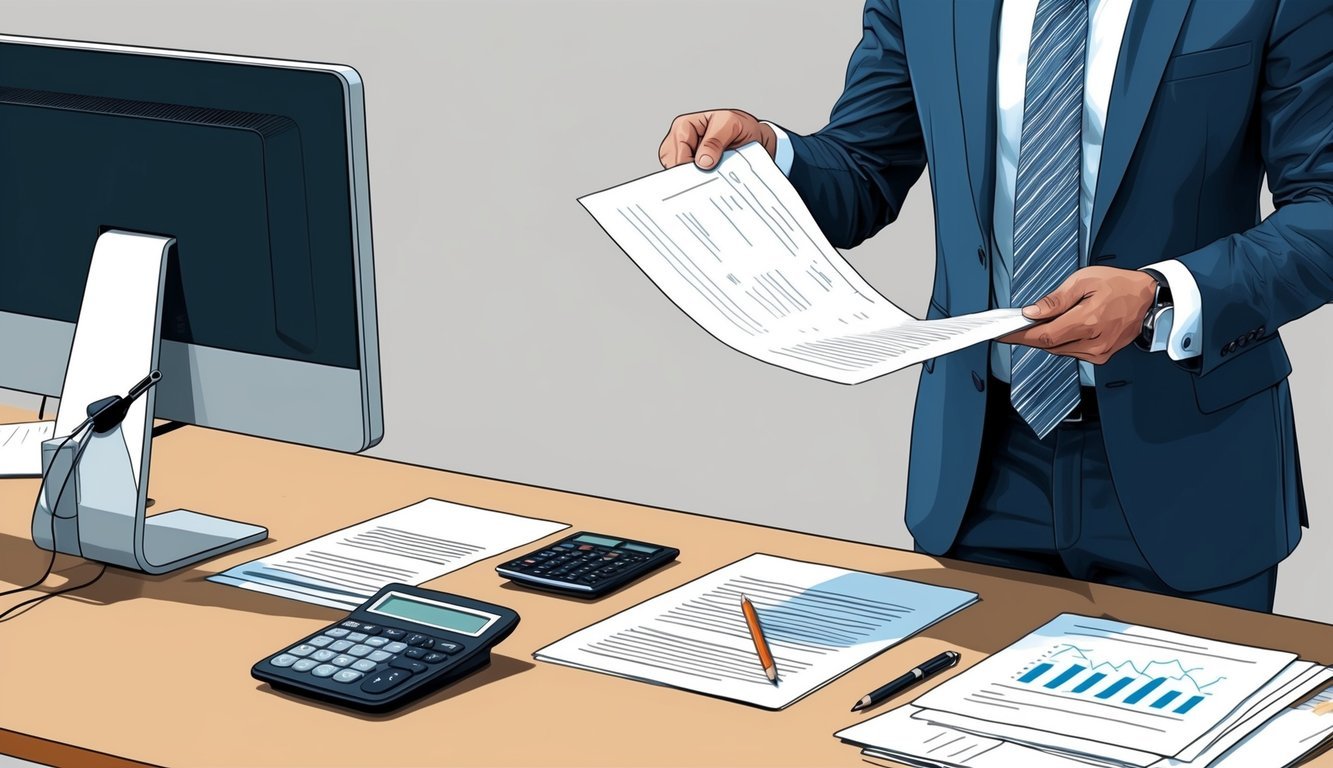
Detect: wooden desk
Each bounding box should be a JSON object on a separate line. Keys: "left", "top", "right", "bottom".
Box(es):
{"left": 3, "top": 404, "right": 1332, "bottom": 768}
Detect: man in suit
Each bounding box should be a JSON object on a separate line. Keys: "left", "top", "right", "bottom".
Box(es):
{"left": 659, "top": 0, "right": 1331, "bottom": 611}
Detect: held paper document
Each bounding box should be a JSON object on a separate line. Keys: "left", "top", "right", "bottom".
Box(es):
{"left": 534, "top": 553, "right": 978, "bottom": 710}
{"left": 910, "top": 614, "right": 1311, "bottom": 765}
{"left": 579, "top": 143, "right": 1035, "bottom": 384}
{"left": 209, "top": 498, "right": 568, "bottom": 609}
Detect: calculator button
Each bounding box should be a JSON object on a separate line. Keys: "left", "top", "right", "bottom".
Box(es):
{"left": 351, "top": 659, "right": 378, "bottom": 672}
{"left": 288, "top": 644, "right": 317, "bottom": 657}
{"left": 332, "top": 655, "right": 356, "bottom": 667}
{"left": 383, "top": 642, "right": 408, "bottom": 654}
{"left": 324, "top": 628, "right": 351, "bottom": 639}
{"left": 390, "top": 658, "right": 428, "bottom": 674}
{"left": 270, "top": 654, "right": 298, "bottom": 668}
{"left": 333, "top": 669, "right": 364, "bottom": 684}
{"left": 292, "top": 659, "right": 319, "bottom": 672}
{"left": 340, "top": 620, "right": 362, "bottom": 630}
{"left": 307, "top": 635, "right": 335, "bottom": 648}
{"left": 347, "top": 632, "right": 368, "bottom": 643}
{"left": 434, "top": 640, "right": 463, "bottom": 654}
{"left": 405, "top": 633, "right": 428, "bottom": 646}
{"left": 311, "top": 664, "right": 339, "bottom": 678}
{"left": 329, "top": 640, "right": 354, "bottom": 652}
{"left": 364, "top": 637, "right": 389, "bottom": 647}
{"left": 559, "top": 542, "right": 575, "bottom": 548}
{"left": 381, "top": 628, "right": 406, "bottom": 640}
{"left": 360, "top": 668, "right": 412, "bottom": 694}
{"left": 347, "top": 644, "right": 374, "bottom": 657}
{"left": 404, "top": 648, "right": 427, "bottom": 660}
{"left": 357, "top": 624, "right": 380, "bottom": 635}
{"left": 421, "top": 652, "right": 447, "bottom": 664}
{"left": 368, "top": 650, "right": 393, "bottom": 663}
{"left": 311, "top": 650, "right": 337, "bottom": 663}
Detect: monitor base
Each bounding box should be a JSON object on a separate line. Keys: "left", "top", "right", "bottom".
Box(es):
{"left": 31, "top": 230, "right": 270, "bottom": 575}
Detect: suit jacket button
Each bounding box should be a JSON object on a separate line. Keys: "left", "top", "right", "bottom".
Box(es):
{"left": 977, "top": 246, "right": 986, "bottom": 265}
{"left": 972, "top": 371, "right": 985, "bottom": 391}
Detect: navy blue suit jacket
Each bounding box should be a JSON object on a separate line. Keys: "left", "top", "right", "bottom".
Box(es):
{"left": 785, "top": 0, "right": 1332, "bottom": 591}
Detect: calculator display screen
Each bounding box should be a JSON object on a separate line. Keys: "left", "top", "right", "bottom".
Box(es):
{"left": 369, "top": 594, "right": 497, "bottom": 636}
{"left": 573, "top": 534, "right": 622, "bottom": 548}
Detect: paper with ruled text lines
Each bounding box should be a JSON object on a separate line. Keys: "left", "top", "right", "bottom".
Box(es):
{"left": 534, "top": 554, "right": 977, "bottom": 710}
{"left": 208, "top": 498, "right": 568, "bottom": 609}
{"left": 579, "top": 143, "right": 1034, "bottom": 384}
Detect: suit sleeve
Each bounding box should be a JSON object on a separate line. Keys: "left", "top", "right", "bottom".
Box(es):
{"left": 1176, "top": 1, "right": 1333, "bottom": 376}
{"left": 784, "top": 0, "right": 928, "bottom": 249}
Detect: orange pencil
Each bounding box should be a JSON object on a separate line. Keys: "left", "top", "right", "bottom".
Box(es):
{"left": 740, "top": 595, "right": 778, "bottom": 685}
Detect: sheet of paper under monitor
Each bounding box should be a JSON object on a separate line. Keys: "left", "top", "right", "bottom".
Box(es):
{"left": 0, "top": 420, "right": 54, "bottom": 478}
{"left": 208, "top": 498, "right": 568, "bottom": 609}
{"left": 579, "top": 143, "right": 1034, "bottom": 384}
{"left": 533, "top": 553, "right": 978, "bottom": 710}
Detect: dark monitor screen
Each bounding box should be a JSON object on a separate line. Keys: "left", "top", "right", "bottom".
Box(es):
{"left": 0, "top": 36, "right": 381, "bottom": 451}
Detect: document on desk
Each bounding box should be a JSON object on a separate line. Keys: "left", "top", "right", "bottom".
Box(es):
{"left": 208, "top": 498, "right": 567, "bottom": 609}
{"left": 0, "top": 420, "right": 54, "bottom": 477}
{"left": 909, "top": 614, "right": 1313, "bottom": 766}
{"left": 844, "top": 674, "right": 1333, "bottom": 768}
{"left": 579, "top": 142, "right": 1034, "bottom": 384}
{"left": 533, "top": 553, "right": 978, "bottom": 709}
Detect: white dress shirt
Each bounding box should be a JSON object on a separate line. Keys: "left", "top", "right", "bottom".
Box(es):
{"left": 769, "top": 0, "right": 1202, "bottom": 383}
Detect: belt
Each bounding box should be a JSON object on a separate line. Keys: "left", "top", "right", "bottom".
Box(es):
{"left": 989, "top": 377, "right": 1099, "bottom": 424}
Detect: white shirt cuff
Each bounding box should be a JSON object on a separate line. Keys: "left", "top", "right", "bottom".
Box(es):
{"left": 1143, "top": 260, "right": 1202, "bottom": 360}
{"left": 763, "top": 121, "right": 795, "bottom": 176}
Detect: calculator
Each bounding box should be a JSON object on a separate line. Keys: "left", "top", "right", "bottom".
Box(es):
{"left": 495, "top": 532, "right": 679, "bottom": 597}
{"left": 252, "top": 583, "right": 519, "bottom": 713}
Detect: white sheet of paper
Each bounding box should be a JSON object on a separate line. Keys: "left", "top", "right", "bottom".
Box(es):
{"left": 579, "top": 143, "right": 1033, "bottom": 384}
{"left": 208, "top": 498, "right": 568, "bottom": 609}
{"left": 842, "top": 704, "right": 1102, "bottom": 768}
{"left": 847, "top": 681, "right": 1333, "bottom": 768}
{"left": 911, "top": 614, "right": 1299, "bottom": 762}
{"left": 0, "top": 420, "right": 54, "bottom": 477}
{"left": 1204, "top": 683, "right": 1333, "bottom": 767}
{"left": 534, "top": 553, "right": 977, "bottom": 710}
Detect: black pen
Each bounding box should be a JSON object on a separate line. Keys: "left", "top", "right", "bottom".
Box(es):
{"left": 851, "top": 650, "right": 961, "bottom": 712}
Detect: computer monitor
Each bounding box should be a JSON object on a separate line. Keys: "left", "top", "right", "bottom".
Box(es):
{"left": 0, "top": 34, "right": 383, "bottom": 572}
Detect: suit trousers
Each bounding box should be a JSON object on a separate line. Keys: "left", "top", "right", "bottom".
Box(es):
{"left": 943, "top": 376, "right": 1277, "bottom": 612}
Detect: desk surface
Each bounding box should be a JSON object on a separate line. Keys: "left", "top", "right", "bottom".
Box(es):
{"left": 3, "top": 404, "right": 1332, "bottom": 768}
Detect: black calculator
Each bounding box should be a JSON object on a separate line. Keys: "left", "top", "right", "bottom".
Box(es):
{"left": 496, "top": 532, "right": 679, "bottom": 597}
{"left": 252, "top": 583, "right": 519, "bottom": 713}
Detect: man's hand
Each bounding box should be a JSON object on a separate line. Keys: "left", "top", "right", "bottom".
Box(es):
{"left": 998, "top": 267, "right": 1158, "bottom": 365}
{"left": 659, "top": 110, "right": 777, "bottom": 170}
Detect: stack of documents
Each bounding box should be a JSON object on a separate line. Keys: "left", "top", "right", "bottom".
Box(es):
{"left": 579, "top": 143, "right": 1035, "bottom": 384}
{"left": 0, "top": 420, "right": 54, "bottom": 477}
{"left": 535, "top": 554, "right": 977, "bottom": 709}
{"left": 209, "top": 498, "right": 568, "bottom": 609}
{"left": 836, "top": 614, "right": 1333, "bottom": 767}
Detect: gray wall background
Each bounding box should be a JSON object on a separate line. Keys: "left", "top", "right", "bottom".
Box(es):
{"left": 3, "top": 0, "right": 1330, "bottom": 622}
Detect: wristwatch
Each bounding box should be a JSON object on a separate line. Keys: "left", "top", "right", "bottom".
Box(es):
{"left": 1136, "top": 268, "right": 1174, "bottom": 353}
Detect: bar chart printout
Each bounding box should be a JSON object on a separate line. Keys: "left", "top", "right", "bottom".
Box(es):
{"left": 912, "top": 614, "right": 1299, "bottom": 760}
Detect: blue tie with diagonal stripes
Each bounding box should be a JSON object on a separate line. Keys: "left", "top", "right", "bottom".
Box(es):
{"left": 1010, "top": 0, "right": 1087, "bottom": 439}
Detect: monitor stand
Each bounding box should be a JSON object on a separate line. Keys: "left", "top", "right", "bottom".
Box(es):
{"left": 31, "top": 230, "right": 268, "bottom": 574}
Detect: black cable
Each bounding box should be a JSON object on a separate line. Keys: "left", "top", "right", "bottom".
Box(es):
{"left": 0, "top": 564, "right": 107, "bottom": 622}
{"left": 38, "top": 396, "right": 48, "bottom": 421}
{"left": 0, "top": 418, "right": 95, "bottom": 598}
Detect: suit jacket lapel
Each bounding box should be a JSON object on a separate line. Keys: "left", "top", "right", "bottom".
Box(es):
{"left": 954, "top": 1, "right": 1003, "bottom": 241}
{"left": 1090, "top": 0, "right": 1192, "bottom": 250}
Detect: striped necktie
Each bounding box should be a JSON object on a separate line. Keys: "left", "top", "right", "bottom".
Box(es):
{"left": 1010, "top": 0, "right": 1087, "bottom": 439}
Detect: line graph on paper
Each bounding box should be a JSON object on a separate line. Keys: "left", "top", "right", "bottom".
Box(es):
{"left": 1012, "top": 642, "right": 1224, "bottom": 716}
